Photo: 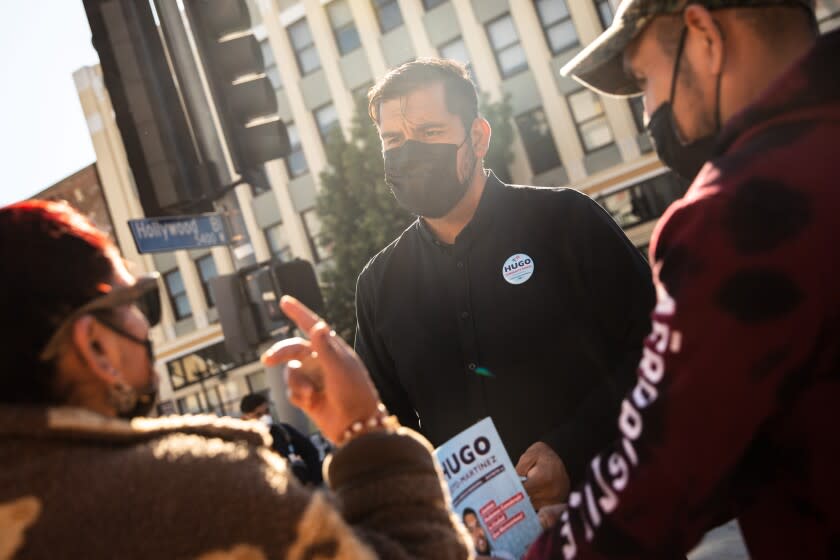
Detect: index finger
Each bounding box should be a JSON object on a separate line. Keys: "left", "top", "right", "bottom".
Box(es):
{"left": 280, "top": 295, "right": 322, "bottom": 334}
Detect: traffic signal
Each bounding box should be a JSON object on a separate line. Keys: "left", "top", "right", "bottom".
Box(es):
{"left": 184, "top": 0, "right": 290, "bottom": 191}
{"left": 272, "top": 260, "right": 325, "bottom": 315}
{"left": 82, "top": 0, "right": 219, "bottom": 216}
{"left": 209, "top": 273, "right": 261, "bottom": 359}
{"left": 211, "top": 259, "right": 324, "bottom": 357}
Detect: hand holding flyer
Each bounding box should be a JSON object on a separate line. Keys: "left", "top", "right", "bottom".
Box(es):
{"left": 435, "top": 418, "right": 542, "bottom": 559}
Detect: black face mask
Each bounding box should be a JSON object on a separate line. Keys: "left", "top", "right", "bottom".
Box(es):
{"left": 384, "top": 135, "right": 475, "bottom": 218}
{"left": 647, "top": 27, "right": 723, "bottom": 181}
{"left": 120, "top": 381, "right": 159, "bottom": 419}
{"left": 97, "top": 316, "right": 159, "bottom": 418}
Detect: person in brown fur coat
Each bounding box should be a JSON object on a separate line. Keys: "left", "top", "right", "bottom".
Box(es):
{"left": 0, "top": 200, "right": 472, "bottom": 560}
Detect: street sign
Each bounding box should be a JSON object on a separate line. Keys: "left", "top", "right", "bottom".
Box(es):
{"left": 128, "top": 213, "right": 229, "bottom": 253}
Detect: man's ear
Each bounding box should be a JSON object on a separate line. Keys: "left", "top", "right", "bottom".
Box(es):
{"left": 471, "top": 117, "right": 492, "bottom": 160}
{"left": 683, "top": 5, "right": 726, "bottom": 76}
{"left": 71, "top": 315, "right": 117, "bottom": 384}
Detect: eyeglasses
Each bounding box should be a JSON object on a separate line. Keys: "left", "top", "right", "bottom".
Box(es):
{"left": 39, "top": 273, "right": 162, "bottom": 362}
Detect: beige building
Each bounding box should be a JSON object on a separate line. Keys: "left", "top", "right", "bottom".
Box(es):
{"left": 73, "top": 0, "right": 840, "bottom": 421}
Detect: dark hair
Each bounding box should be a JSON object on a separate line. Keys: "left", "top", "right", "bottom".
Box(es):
{"left": 462, "top": 507, "right": 477, "bottom": 520}
{"left": 0, "top": 200, "right": 117, "bottom": 404}
{"left": 367, "top": 58, "right": 479, "bottom": 132}
{"left": 240, "top": 393, "right": 268, "bottom": 414}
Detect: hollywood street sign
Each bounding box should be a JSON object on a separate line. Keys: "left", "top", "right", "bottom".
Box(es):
{"left": 128, "top": 213, "right": 229, "bottom": 253}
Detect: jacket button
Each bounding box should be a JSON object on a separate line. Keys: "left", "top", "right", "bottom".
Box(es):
{"left": 460, "top": 311, "right": 469, "bottom": 319}
{"left": 456, "top": 261, "right": 464, "bottom": 269}
{"left": 468, "top": 363, "right": 476, "bottom": 370}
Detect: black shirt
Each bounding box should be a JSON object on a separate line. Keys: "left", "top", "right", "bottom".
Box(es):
{"left": 268, "top": 422, "right": 323, "bottom": 486}
{"left": 354, "top": 172, "right": 655, "bottom": 482}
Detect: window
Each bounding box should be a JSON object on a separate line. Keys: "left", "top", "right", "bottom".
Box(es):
{"left": 301, "top": 208, "right": 331, "bottom": 263}
{"left": 595, "top": 0, "right": 616, "bottom": 28}
{"left": 439, "top": 36, "right": 469, "bottom": 65}
{"left": 246, "top": 371, "right": 268, "bottom": 393}
{"left": 438, "top": 36, "right": 478, "bottom": 86}
{"left": 314, "top": 103, "right": 339, "bottom": 144}
{"left": 156, "top": 400, "right": 176, "bottom": 415}
{"left": 422, "top": 0, "right": 447, "bottom": 9}
{"left": 372, "top": 0, "right": 403, "bottom": 33}
{"left": 486, "top": 14, "right": 528, "bottom": 79}
{"left": 534, "top": 0, "right": 578, "bottom": 54}
{"left": 261, "top": 39, "right": 282, "bottom": 89}
{"left": 515, "top": 108, "right": 562, "bottom": 175}
{"left": 164, "top": 268, "right": 192, "bottom": 320}
{"left": 629, "top": 96, "right": 646, "bottom": 132}
{"left": 288, "top": 18, "right": 321, "bottom": 75}
{"left": 285, "top": 122, "right": 308, "bottom": 178}
{"left": 328, "top": 0, "right": 361, "bottom": 55}
{"left": 264, "top": 222, "right": 293, "bottom": 261}
{"left": 195, "top": 255, "right": 218, "bottom": 308}
{"left": 166, "top": 341, "right": 238, "bottom": 391}
{"left": 567, "top": 89, "right": 615, "bottom": 152}
{"left": 247, "top": 163, "right": 273, "bottom": 196}
{"left": 593, "top": 171, "right": 689, "bottom": 229}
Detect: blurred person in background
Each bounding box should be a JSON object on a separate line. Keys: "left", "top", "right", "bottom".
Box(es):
{"left": 239, "top": 392, "right": 323, "bottom": 486}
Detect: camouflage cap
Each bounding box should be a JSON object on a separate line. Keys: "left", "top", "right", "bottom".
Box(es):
{"left": 560, "top": 0, "right": 815, "bottom": 97}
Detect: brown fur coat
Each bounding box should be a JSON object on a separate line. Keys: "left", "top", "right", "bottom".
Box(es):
{"left": 0, "top": 406, "right": 472, "bottom": 559}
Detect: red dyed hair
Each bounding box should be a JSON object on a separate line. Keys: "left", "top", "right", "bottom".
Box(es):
{"left": 0, "top": 200, "right": 119, "bottom": 403}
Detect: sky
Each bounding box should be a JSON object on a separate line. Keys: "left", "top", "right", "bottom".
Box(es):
{"left": 0, "top": 1, "right": 100, "bottom": 206}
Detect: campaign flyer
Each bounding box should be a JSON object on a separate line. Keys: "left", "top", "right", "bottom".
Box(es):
{"left": 435, "top": 417, "right": 542, "bottom": 559}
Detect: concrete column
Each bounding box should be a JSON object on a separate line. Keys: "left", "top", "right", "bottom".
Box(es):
{"left": 348, "top": 0, "right": 389, "bottom": 77}
{"left": 256, "top": 1, "right": 329, "bottom": 182}
{"left": 265, "top": 159, "right": 317, "bottom": 262}
{"left": 210, "top": 246, "right": 234, "bottom": 275}
{"left": 250, "top": 2, "right": 317, "bottom": 266}
{"left": 234, "top": 184, "right": 272, "bottom": 262}
{"left": 302, "top": 0, "right": 356, "bottom": 133}
{"left": 397, "top": 0, "right": 437, "bottom": 58}
{"left": 566, "top": 0, "right": 640, "bottom": 164}
{"left": 510, "top": 4, "right": 587, "bottom": 182}
{"left": 73, "top": 65, "right": 177, "bottom": 341}
{"left": 449, "top": 0, "right": 532, "bottom": 183}
{"left": 603, "top": 98, "right": 642, "bottom": 163}
{"left": 449, "top": 0, "right": 503, "bottom": 96}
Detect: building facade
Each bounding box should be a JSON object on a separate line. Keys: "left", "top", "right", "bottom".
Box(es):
{"left": 73, "top": 0, "right": 840, "bottom": 424}
{"left": 32, "top": 163, "right": 116, "bottom": 239}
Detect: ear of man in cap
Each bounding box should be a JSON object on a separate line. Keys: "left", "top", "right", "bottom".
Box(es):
{"left": 561, "top": 0, "right": 815, "bottom": 96}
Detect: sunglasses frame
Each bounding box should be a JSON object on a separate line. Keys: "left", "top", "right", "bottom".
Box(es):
{"left": 39, "top": 273, "right": 162, "bottom": 362}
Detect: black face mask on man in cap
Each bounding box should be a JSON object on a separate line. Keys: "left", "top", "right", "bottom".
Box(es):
{"left": 647, "top": 26, "right": 724, "bottom": 180}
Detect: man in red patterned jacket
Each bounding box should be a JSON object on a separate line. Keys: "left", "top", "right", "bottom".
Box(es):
{"left": 526, "top": 0, "right": 840, "bottom": 557}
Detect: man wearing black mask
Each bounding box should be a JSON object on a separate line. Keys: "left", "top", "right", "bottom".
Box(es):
{"left": 355, "top": 58, "right": 655, "bottom": 511}
{"left": 522, "top": 0, "right": 840, "bottom": 557}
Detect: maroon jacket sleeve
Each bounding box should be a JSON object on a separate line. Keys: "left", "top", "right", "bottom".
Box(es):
{"left": 526, "top": 180, "right": 819, "bottom": 558}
